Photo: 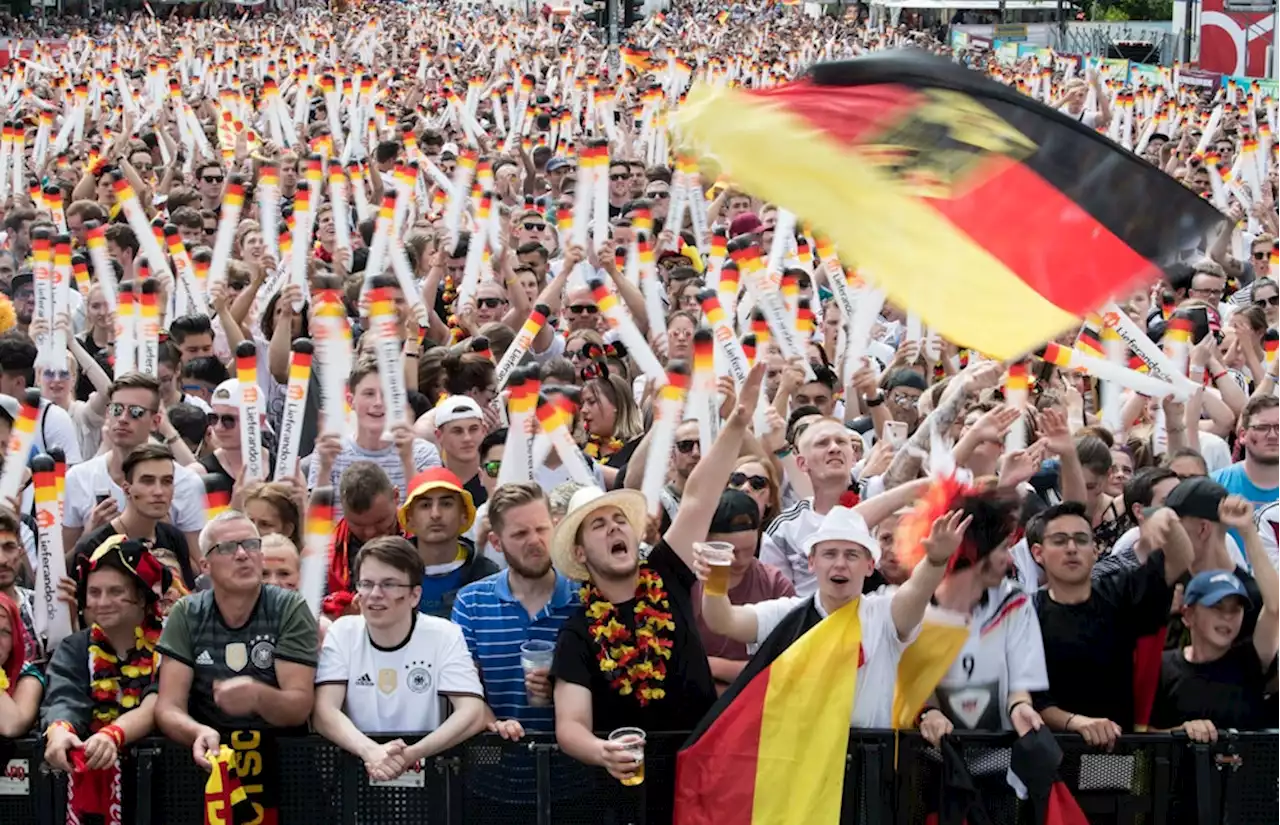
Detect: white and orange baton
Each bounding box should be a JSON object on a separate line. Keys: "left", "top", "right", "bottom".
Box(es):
{"left": 535, "top": 394, "right": 595, "bottom": 487}
{"left": 236, "top": 341, "right": 266, "bottom": 482}
{"left": 1098, "top": 302, "right": 1195, "bottom": 392}
{"left": 495, "top": 303, "right": 550, "bottom": 390}
{"left": 362, "top": 192, "right": 396, "bottom": 288}
{"left": 110, "top": 173, "right": 172, "bottom": 281}
{"left": 1039, "top": 342, "right": 1182, "bottom": 399}
{"left": 31, "top": 228, "right": 54, "bottom": 367}
{"left": 289, "top": 181, "right": 313, "bottom": 311}
{"left": 165, "top": 224, "right": 208, "bottom": 318}
{"left": 207, "top": 175, "right": 246, "bottom": 288}
{"left": 369, "top": 287, "right": 409, "bottom": 435}
{"left": 274, "top": 339, "right": 313, "bottom": 482}
{"left": 138, "top": 280, "right": 160, "bottom": 376}
{"left": 115, "top": 282, "right": 137, "bottom": 376}
{"left": 85, "top": 221, "right": 118, "bottom": 311}
{"left": 301, "top": 486, "right": 334, "bottom": 618}
{"left": 1004, "top": 362, "right": 1029, "bottom": 453}
{"left": 590, "top": 278, "right": 667, "bottom": 384}
{"left": 312, "top": 279, "right": 353, "bottom": 436}
{"left": 52, "top": 233, "right": 72, "bottom": 366}
{"left": 31, "top": 453, "right": 72, "bottom": 651}
{"left": 641, "top": 365, "right": 691, "bottom": 517}
{"left": 497, "top": 366, "right": 539, "bottom": 487}
{"left": 0, "top": 389, "right": 39, "bottom": 503}
{"left": 697, "top": 288, "right": 750, "bottom": 386}
{"left": 328, "top": 163, "right": 352, "bottom": 253}
{"left": 258, "top": 162, "right": 281, "bottom": 261}
{"left": 690, "top": 328, "right": 719, "bottom": 452}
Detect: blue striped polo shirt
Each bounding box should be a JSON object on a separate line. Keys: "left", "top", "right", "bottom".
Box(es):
{"left": 451, "top": 569, "right": 581, "bottom": 730}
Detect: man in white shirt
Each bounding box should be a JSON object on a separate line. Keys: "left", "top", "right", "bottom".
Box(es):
{"left": 699, "top": 503, "right": 968, "bottom": 727}
{"left": 313, "top": 536, "right": 488, "bottom": 782}
{"left": 63, "top": 372, "right": 206, "bottom": 566}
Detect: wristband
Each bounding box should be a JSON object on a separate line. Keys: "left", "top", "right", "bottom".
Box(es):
{"left": 1065, "top": 714, "right": 1077, "bottom": 732}
{"left": 865, "top": 393, "right": 885, "bottom": 408}
{"left": 1211, "top": 371, "right": 1227, "bottom": 382}
{"left": 46, "top": 721, "right": 75, "bottom": 739}
{"left": 1008, "top": 699, "right": 1031, "bottom": 717}
{"left": 100, "top": 724, "right": 126, "bottom": 748}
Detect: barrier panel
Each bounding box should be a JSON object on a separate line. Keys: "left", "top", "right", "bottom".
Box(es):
{"left": 0, "top": 730, "right": 1275, "bottom": 824}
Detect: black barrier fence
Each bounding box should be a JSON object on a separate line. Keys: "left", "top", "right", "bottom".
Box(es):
{"left": 1, "top": 730, "right": 1277, "bottom": 824}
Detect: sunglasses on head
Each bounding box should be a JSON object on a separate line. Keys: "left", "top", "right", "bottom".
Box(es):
{"left": 477, "top": 297, "right": 506, "bottom": 309}
{"left": 675, "top": 439, "right": 700, "bottom": 454}
{"left": 109, "top": 402, "right": 153, "bottom": 420}
{"left": 568, "top": 304, "right": 598, "bottom": 315}
{"left": 208, "top": 413, "right": 239, "bottom": 429}
{"left": 1255, "top": 295, "right": 1280, "bottom": 307}
{"left": 729, "top": 472, "right": 769, "bottom": 491}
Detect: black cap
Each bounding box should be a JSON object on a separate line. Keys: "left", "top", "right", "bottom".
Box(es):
{"left": 708, "top": 489, "right": 761, "bottom": 536}
{"left": 9, "top": 270, "right": 33, "bottom": 293}
{"left": 1165, "top": 476, "right": 1228, "bottom": 522}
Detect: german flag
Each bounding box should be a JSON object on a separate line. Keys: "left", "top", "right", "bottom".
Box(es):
{"left": 675, "top": 51, "right": 1224, "bottom": 359}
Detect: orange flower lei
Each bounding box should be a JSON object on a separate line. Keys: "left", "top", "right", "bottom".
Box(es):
{"left": 581, "top": 566, "right": 676, "bottom": 706}
{"left": 584, "top": 434, "right": 626, "bottom": 462}
{"left": 88, "top": 621, "right": 161, "bottom": 732}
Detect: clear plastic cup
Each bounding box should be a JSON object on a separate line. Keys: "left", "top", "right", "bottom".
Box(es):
{"left": 519, "top": 639, "right": 555, "bottom": 707}
{"left": 695, "top": 541, "right": 735, "bottom": 597}
{"left": 608, "top": 727, "right": 646, "bottom": 786}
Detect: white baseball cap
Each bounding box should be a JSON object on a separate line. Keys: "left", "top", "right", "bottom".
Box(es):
{"left": 802, "top": 506, "right": 880, "bottom": 562}
{"left": 435, "top": 395, "right": 485, "bottom": 427}
{"left": 211, "top": 379, "right": 239, "bottom": 406}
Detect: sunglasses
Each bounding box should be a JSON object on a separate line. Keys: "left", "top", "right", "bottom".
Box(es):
{"left": 675, "top": 439, "right": 700, "bottom": 454}
{"left": 647, "top": 190, "right": 670, "bottom": 199}
{"left": 208, "top": 413, "right": 239, "bottom": 429}
{"left": 42, "top": 369, "right": 72, "bottom": 381}
{"left": 1252, "top": 251, "right": 1269, "bottom": 261}
{"left": 201, "top": 176, "right": 224, "bottom": 184}
{"left": 568, "top": 304, "right": 598, "bottom": 315}
{"left": 1255, "top": 295, "right": 1280, "bottom": 308}
{"left": 477, "top": 297, "right": 506, "bottom": 309}
{"left": 522, "top": 222, "right": 546, "bottom": 232}
{"left": 482, "top": 460, "right": 501, "bottom": 478}
{"left": 609, "top": 173, "right": 629, "bottom": 181}
{"left": 729, "top": 472, "right": 769, "bottom": 491}
{"left": 108, "top": 402, "right": 154, "bottom": 420}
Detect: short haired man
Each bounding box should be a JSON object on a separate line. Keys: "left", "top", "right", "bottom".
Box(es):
{"left": 156, "top": 511, "right": 318, "bottom": 770}
{"left": 168, "top": 314, "right": 217, "bottom": 365}
{"left": 400, "top": 468, "right": 497, "bottom": 618}
{"left": 71, "top": 443, "right": 199, "bottom": 589}
{"left": 1028, "top": 501, "right": 1192, "bottom": 747}
{"left": 0, "top": 508, "right": 41, "bottom": 666}
{"left": 1212, "top": 395, "right": 1278, "bottom": 555}
{"left": 434, "top": 395, "right": 488, "bottom": 506}
{"left": 327, "top": 461, "right": 405, "bottom": 596}
{"left": 315, "top": 536, "right": 486, "bottom": 781}
{"left": 63, "top": 373, "right": 206, "bottom": 566}
{"left": 453, "top": 483, "right": 580, "bottom": 735}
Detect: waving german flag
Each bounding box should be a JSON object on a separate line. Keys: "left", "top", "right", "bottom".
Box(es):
{"left": 675, "top": 51, "right": 1224, "bottom": 359}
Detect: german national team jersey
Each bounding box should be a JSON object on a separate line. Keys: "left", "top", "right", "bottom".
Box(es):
{"left": 931, "top": 579, "right": 1048, "bottom": 732}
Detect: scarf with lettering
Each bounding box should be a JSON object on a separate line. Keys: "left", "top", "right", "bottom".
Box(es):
{"left": 203, "top": 730, "right": 281, "bottom": 825}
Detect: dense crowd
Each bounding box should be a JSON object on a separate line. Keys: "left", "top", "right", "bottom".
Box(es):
{"left": 0, "top": 0, "right": 1276, "bottom": 822}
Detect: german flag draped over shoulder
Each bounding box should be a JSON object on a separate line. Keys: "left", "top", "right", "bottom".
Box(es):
{"left": 674, "top": 50, "right": 1225, "bottom": 359}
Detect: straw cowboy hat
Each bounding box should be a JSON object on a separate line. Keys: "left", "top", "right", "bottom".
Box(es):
{"left": 550, "top": 487, "right": 648, "bottom": 582}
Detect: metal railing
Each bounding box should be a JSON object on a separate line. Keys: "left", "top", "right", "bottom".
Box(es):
{"left": 0, "top": 729, "right": 1276, "bottom": 824}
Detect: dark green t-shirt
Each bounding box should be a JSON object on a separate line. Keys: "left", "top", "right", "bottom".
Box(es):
{"left": 157, "top": 585, "right": 318, "bottom": 731}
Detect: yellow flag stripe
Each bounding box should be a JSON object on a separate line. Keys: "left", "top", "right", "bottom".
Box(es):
{"left": 677, "top": 87, "right": 1080, "bottom": 358}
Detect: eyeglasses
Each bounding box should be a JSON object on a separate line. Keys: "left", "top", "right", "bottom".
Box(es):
{"left": 201, "top": 175, "right": 224, "bottom": 184}
{"left": 1042, "top": 532, "right": 1095, "bottom": 550}
{"left": 888, "top": 392, "right": 919, "bottom": 409}
{"left": 208, "top": 413, "right": 239, "bottom": 429}
{"left": 355, "top": 580, "right": 414, "bottom": 595}
{"left": 1254, "top": 295, "right": 1279, "bottom": 308}
{"left": 568, "top": 304, "right": 598, "bottom": 315}
{"left": 482, "top": 460, "right": 501, "bottom": 478}
{"left": 522, "top": 222, "right": 546, "bottom": 232}
{"left": 1247, "top": 424, "right": 1280, "bottom": 434}
{"left": 729, "top": 472, "right": 769, "bottom": 491}
{"left": 108, "top": 402, "right": 155, "bottom": 420}
{"left": 477, "top": 297, "right": 506, "bottom": 309}
{"left": 675, "top": 439, "right": 699, "bottom": 454}
{"left": 1189, "top": 287, "right": 1224, "bottom": 299}
{"left": 208, "top": 537, "right": 263, "bottom": 557}
{"left": 42, "top": 369, "right": 71, "bottom": 381}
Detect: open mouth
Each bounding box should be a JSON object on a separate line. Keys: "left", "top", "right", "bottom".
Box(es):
{"left": 829, "top": 575, "right": 850, "bottom": 585}
{"left": 609, "top": 539, "right": 628, "bottom": 557}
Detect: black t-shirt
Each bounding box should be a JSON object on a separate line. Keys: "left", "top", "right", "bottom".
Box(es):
{"left": 463, "top": 471, "right": 487, "bottom": 508}
{"left": 1166, "top": 566, "right": 1264, "bottom": 649}
{"left": 73, "top": 520, "right": 198, "bottom": 589}
{"left": 552, "top": 539, "right": 717, "bottom": 733}
{"left": 1032, "top": 551, "right": 1173, "bottom": 730}
{"left": 601, "top": 438, "right": 642, "bottom": 490}
{"left": 1151, "top": 642, "right": 1278, "bottom": 731}
{"left": 75, "top": 333, "right": 105, "bottom": 402}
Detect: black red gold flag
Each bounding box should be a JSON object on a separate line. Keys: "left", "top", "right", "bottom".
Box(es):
{"left": 675, "top": 50, "right": 1224, "bottom": 359}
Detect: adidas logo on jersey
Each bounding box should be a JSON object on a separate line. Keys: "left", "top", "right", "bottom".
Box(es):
{"left": 355, "top": 673, "right": 374, "bottom": 687}
{"left": 195, "top": 650, "right": 214, "bottom": 666}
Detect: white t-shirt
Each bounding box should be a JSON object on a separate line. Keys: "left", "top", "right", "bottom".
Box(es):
{"left": 745, "top": 590, "right": 916, "bottom": 728}
{"left": 315, "top": 612, "right": 484, "bottom": 734}
{"left": 64, "top": 453, "right": 207, "bottom": 533}
{"left": 760, "top": 500, "right": 823, "bottom": 597}
{"left": 1257, "top": 501, "right": 1279, "bottom": 569}
{"left": 1059, "top": 105, "right": 1099, "bottom": 129}
{"left": 35, "top": 399, "right": 84, "bottom": 464}
{"left": 931, "top": 579, "right": 1048, "bottom": 732}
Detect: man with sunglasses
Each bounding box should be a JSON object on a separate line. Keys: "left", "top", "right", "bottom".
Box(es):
{"left": 606, "top": 161, "right": 631, "bottom": 218}
{"left": 194, "top": 162, "right": 226, "bottom": 213}
{"left": 63, "top": 373, "right": 208, "bottom": 569}
{"left": 156, "top": 510, "right": 318, "bottom": 769}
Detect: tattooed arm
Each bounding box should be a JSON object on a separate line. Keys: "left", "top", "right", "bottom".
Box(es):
{"left": 881, "top": 362, "right": 1003, "bottom": 491}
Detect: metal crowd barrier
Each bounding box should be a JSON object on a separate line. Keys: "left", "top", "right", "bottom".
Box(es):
{"left": 1, "top": 730, "right": 1276, "bottom": 824}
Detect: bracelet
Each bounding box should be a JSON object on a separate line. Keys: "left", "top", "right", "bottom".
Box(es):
{"left": 100, "top": 724, "right": 126, "bottom": 748}
{"left": 773, "top": 447, "right": 793, "bottom": 460}
{"left": 46, "top": 721, "right": 75, "bottom": 739}
{"left": 1211, "top": 371, "right": 1227, "bottom": 382}
{"left": 1064, "top": 714, "right": 1077, "bottom": 732}
{"left": 1008, "top": 699, "right": 1030, "bottom": 717}
{"left": 865, "top": 393, "right": 885, "bottom": 408}
{"left": 405, "top": 352, "right": 419, "bottom": 359}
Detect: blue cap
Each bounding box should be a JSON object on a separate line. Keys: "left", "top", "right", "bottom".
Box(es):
{"left": 1184, "top": 570, "right": 1252, "bottom": 609}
